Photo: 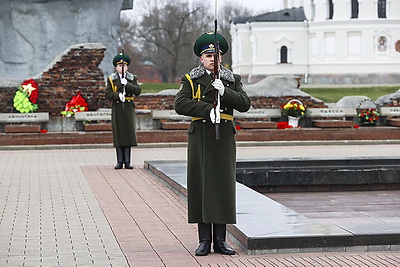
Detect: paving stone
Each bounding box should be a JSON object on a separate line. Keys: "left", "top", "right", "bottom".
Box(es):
{"left": 1, "top": 145, "right": 400, "bottom": 266}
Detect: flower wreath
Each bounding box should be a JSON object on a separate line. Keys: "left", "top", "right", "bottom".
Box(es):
{"left": 13, "top": 79, "right": 39, "bottom": 113}
{"left": 356, "top": 98, "right": 380, "bottom": 125}
{"left": 61, "top": 92, "right": 88, "bottom": 117}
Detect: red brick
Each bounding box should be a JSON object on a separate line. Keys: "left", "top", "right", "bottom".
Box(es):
{"left": 313, "top": 120, "right": 355, "bottom": 128}
{"left": 387, "top": 118, "right": 400, "bottom": 127}
{"left": 237, "top": 120, "right": 277, "bottom": 129}
{"left": 84, "top": 123, "right": 112, "bottom": 131}
{"left": 5, "top": 124, "right": 41, "bottom": 133}
{"left": 161, "top": 121, "right": 190, "bottom": 130}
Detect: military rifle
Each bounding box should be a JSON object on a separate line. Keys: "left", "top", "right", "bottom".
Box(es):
{"left": 121, "top": 49, "right": 126, "bottom": 109}
{"left": 212, "top": 2, "right": 220, "bottom": 140}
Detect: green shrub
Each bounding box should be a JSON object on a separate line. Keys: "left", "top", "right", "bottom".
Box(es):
{"left": 140, "top": 83, "right": 179, "bottom": 94}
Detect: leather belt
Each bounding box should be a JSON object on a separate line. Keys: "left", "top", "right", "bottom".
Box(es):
{"left": 192, "top": 113, "right": 233, "bottom": 121}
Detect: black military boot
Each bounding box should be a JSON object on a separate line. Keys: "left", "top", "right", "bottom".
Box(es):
{"left": 114, "top": 147, "right": 124, "bottom": 169}
{"left": 213, "top": 224, "right": 235, "bottom": 255}
{"left": 195, "top": 223, "right": 211, "bottom": 256}
{"left": 123, "top": 147, "right": 134, "bottom": 169}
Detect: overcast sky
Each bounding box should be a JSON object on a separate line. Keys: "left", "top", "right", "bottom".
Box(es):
{"left": 208, "top": 0, "right": 282, "bottom": 13}
{"left": 130, "top": 0, "right": 283, "bottom": 16}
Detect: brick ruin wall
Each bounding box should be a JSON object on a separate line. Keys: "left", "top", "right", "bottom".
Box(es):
{"left": 0, "top": 44, "right": 109, "bottom": 116}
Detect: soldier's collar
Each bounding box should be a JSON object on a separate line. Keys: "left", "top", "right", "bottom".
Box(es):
{"left": 189, "top": 65, "right": 234, "bottom": 82}
{"left": 110, "top": 72, "right": 134, "bottom": 81}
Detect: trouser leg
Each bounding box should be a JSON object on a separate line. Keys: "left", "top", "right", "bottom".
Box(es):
{"left": 195, "top": 223, "right": 211, "bottom": 256}
{"left": 212, "top": 223, "right": 235, "bottom": 255}
{"left": 123, "top": 146, "right": 134, "bottom": 169}
{"left": 114, "top": 147, "right": 124, "bottom": 169}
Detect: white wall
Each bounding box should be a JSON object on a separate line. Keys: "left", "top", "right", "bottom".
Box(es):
{"left": 230, "top": 0, "right": 400, "bottom": 83}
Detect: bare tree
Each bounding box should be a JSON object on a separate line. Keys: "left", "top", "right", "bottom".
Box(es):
{"left": 132, "top": 0, "right": 212, "bottom": 82}
{"left": 218, "top": 3, "right": 252, "bottom": 70}
{"left": 120, "top": 0, "right": 252, "bottom": 82}
{"left": 119, "top": 18, "right": 142, "bottom": 75}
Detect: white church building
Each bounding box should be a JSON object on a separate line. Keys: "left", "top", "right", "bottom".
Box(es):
{"left": 230, "top": 0, "right": 400, "bottom": 85}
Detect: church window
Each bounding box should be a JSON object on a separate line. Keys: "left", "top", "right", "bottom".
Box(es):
{"left": 328, "top": 0, "right": 334, "bottom": 19}
{"left": 378, "top": 0, "right": 386, "bottom": 18}
{"left": 310, "top": 0, "right": 316, "bottom": 21}
{"left": 280, "top": 46, "right": 288, "bottom": 63}
{"left": 351, "top": 0, "right": 359, "bottom": 19}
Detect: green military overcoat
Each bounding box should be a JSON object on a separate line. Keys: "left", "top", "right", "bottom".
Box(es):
{"left": 174, "top": 65, "right": 251, "bottom": 224}
{"left": 105, "top": 72, "right": 141, "bottom": 147}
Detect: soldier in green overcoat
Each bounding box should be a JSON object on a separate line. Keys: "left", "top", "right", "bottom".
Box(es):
{"left": 105, "top": 52, "right": 141, "bottom": 169}
{"left": 174, "top": 32, "right": 251, "bottom": 256}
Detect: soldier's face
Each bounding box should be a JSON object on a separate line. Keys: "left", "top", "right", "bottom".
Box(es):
{"left": 200, "top": 53, "right": 222, "bottom": 72}
{"left": 115, "top": 64, "right": 128, "bottom": 74}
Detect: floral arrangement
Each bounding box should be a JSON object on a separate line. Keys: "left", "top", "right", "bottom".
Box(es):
{"left": 357, "top": 108, "right": 380, "bottom": 124}
{"left": 13, "top": 79, "right": 39, "bottom": 113}
{"left": 61, "top": 92, "right": 88, "bottom": 117}
{"left": 357, "top": 98, "right": 380, "bottom": 126}
{"left": 280, "top": 99, "right": 306, "bottom": 118}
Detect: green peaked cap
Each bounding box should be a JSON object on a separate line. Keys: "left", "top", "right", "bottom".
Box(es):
{"left": 113, "top": 53, "right": 131, "bottom": 66}
{"left": 193, "top": 32, "right": 229, "bottom": 57}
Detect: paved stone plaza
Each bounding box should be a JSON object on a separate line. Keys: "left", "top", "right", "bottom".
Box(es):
{"left": 1, "top": 143, "right": 400, "bottom": 266}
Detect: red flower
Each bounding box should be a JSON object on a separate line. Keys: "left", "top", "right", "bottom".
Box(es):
{"left": 21, "top": 79, "right": 39, "bottom": 104}
{"left": 64, "top": 92, "right": 88, "bottom": 112}
{"left": 235, "top": 125, "right": 241, "bottom": 130}
{"left": 277, "top": 121, "right": 292, "bottom": 129}
{"left": 29, "top": 89, "right": 39, "bottom": 104}
{"left": 354, "top": 125, "right": 360, "bottom": 128}
{"left": 21, "top": 79, "right": 37, "bottom": 87}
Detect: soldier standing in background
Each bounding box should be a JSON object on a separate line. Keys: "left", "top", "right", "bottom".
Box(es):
{"left": 174, "top": 32, "right": 251, "bottom": 256}
{"left": 105, "top": 52, "right": 141, "bottom": 169}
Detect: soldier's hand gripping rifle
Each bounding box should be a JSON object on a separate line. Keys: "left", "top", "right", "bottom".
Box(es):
{"left": 212, "top": 5, "right": 221, "bottom": 140}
